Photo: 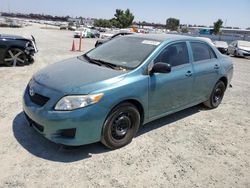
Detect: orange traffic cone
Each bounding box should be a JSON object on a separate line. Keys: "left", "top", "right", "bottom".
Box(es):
{"left": 71, "top": 40, "right": 76, "bottom": 51}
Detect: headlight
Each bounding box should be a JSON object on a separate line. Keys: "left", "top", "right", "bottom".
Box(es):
{"left": 25, "top": 41, "right": 30, "bottom": 47}
{"left": 54, "top": 93, "right": 103, "bottom": 111}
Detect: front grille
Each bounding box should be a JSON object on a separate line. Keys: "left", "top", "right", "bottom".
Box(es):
{"left": 28, "top": 86, "right": 50, "bottom": 106}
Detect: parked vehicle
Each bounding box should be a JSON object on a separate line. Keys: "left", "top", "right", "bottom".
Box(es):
{"left": 90, "top": 29, "right": 100, "bottom": 38}
{"left": 74, "top": 28, "right": 100, "bottom": 38}
{"left": 68, "top": 26, "right": 76, "bottom": 31}
{"left": 95, "top": 31, "right": 134, "bottom": 47}
{"left": 59, "top": 24, "right": 67, "bottom": 30}
{"left": 23, "top": 34, "right": 233, "bottom": 149}
{"left": 0, "top": 34, "right": 38, "bottom": 66}
{"left": 228, "top": 40, "right": 250, "bottom": 58}
{"left": 213, "top": 41, "right": 229, "bottom": 54}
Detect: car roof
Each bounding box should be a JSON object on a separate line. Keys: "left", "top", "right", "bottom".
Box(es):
{"left": 128, "top": 33, "right": 200, "bottom": 42}
{"left": 237, "top": 40, "right": 250, "bottom": 43}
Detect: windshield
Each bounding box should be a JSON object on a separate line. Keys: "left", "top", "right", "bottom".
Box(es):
{"left": 238, "top": 41, "right": 250, "bottom": 48}
{"left": 86, "top": 36, "right": 161, "bottom": 69}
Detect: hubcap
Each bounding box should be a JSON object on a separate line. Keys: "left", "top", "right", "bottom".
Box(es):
{"left": 111, "top": 113, "right": 132, "bottom": 140}
{"left": 213, "top": 87, "right": 222, "bottom": 103}
{"left": 4, "top": 49, "right": 26, "bottom": 66}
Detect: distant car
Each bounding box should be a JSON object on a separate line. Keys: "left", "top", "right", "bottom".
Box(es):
{"left": 68, "top": 26, "right": 76, "bottom": 31}
{"left": 74, "top": 28, "right": 100, "bottom": 38}
{"left": 0, "top": 34, "right": 38, "bottom": 66}
{"left": 90, "top": 29, "right": 100, "bottom": 38}
{"left": 23, "top": 34, "right": 233, "bottom": 149}
{"left": 59, "top": 24, "right": 67, "bottom": 30}
{"left": 95, "top": 31, "right": 134, "bottom": 47}
{"left": 228, "top": 40, "right": 250, "bottom": 58}
{"left": 213, "top": 41, "right": 229, "bottom": 54}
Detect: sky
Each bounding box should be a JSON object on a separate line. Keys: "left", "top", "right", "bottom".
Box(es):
{"left": 0, "top": 0, "right": 250, "bottom": 28}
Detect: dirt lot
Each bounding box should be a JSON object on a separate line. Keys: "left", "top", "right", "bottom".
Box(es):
{"left": 0, "top": 24, "right": 250, "bottom": 188}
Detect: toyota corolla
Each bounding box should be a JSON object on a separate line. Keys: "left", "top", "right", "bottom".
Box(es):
{"left": 23, "top": 34, "right": 233, "bottom": 149}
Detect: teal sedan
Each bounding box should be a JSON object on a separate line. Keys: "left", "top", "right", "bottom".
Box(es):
{"left": 23, "top": 34, "right": 233, "bottom": 149}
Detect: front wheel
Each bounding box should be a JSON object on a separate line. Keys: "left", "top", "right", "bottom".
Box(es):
{"left": 101, "top": 103, "right": 140, "bottom": 149}
{"left": 203, "top": 81, "right": 226, "bottom": 109}
{"left": 4, "top": 48, "right": 27, "bottom": 66}
{"left": 233, "top": 50, "right": 238, "bottom": 57}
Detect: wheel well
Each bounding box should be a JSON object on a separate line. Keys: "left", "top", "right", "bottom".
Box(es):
{"left": 219, "top": 77, "right": 228, "bottom": 88}
{"left": 7, "top": 46, "right": 25, "bottom": 51}
{"left": 117, "top": 99, "right": 144, "bottom": 125}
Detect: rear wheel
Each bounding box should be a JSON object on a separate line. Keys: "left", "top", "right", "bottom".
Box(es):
{"left": 4, "top": 48, "right": 27, "bottom": 66}
{"left": 101, "top": 103, "right": 140, "bottom": 149}
{"left": 233, "top": 50, "right": 238, "bottom": 57}
{"left": 203, "top": 81, "right": 226, "bottom": 109}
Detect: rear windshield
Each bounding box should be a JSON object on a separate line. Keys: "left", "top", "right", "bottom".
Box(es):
{"left": 86, "top": 36, "right": 161, "bottom": 69}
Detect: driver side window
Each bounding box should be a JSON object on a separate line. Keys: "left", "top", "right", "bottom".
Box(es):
{"left": 154, "top": 42, "right": 189, "bottom": 67}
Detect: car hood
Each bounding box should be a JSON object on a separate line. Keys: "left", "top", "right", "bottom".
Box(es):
{"left": 238, "top": 46, "right": 250, "bottom": 51}
{"left": 0, "top": 34, "right": 26, "bottom": 40}
{"left": 33, "top": 57, "right": 127, "bottom": 94}
{"left": 215, "top": 44, "right": 228, "bottom": 48}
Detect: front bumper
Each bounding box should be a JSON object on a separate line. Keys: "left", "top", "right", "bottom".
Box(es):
{"left": 237, "top": 50, "right": 250, "bottom": 57}
{"left": 22, "top": 81, "right": 108, "bottom": 146}
{"left": 24, "top": 39, "right": 38, "bottom": 57}
{"left": 217, "top": 47, "right": 228, "bottom": 54}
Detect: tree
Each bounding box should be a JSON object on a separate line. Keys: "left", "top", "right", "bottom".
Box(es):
{"left": 112, "top": 9, "right": 134, "bottom": 28}
{"left": 94, "top": 19, "right": 112, "bottom": 28}
{"left": 213, "top": 19, "right": 223, "bottom": 35}
{"left": 94, "top": 9, "right": 134, "bottom": 28}
{"left": 181, "top": 27, "right": 189, "bottom": 33}
{"left": 166, "top": 18, "right": 180, "bottom": 31}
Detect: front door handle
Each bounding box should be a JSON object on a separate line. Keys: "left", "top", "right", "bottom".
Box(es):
{"left": 185, "top": 70, "right": 192, "bottom": 77}
{"left": 214, "top": 64, "right": 220, "bottom": 70}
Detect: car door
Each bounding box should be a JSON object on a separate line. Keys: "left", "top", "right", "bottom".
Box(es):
{"left": 189, "top": 41, "right": 221, "bottom": 102}
{"left": 148, "top": 41, "right": 194, "bottom": 119}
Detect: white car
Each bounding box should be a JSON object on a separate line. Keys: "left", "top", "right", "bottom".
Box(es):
{"left": 74, "top": 28, "right": 90, "bottom": 38}
{"left": 228, "top": 40, "right": 250, "bottom": 58}
{"left": 74, "top": 28, "right": 100, "bottom": 38}
{"left": 213, "top": 41, "right": 229, "bottom": 54}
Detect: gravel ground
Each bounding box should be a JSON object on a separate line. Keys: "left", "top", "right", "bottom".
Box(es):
{"left": 0, "top": 24, "right": 250, "bottom": 188}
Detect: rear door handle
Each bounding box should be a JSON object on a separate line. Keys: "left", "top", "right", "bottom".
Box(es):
{"left": 214, "top": 64, "right": 220, "bottom": 70}
{"left": 185, "top": 70, "right": 192, "bottom": 77}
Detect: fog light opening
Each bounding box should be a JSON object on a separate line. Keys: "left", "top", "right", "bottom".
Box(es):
{"left": 60, "top": 128, "right": 76, "bottom": 138}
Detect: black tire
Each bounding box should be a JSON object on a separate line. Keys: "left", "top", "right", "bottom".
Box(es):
{"left": 203, "top": 81, "right": 226, "bottom": 109}
{"left": 234, "top": 50, "right": 238, "bottom": 57}
{"left": 101, "top": 103, "right": 140, "bottom": 149}
{"left": 4, "top": 48, "right": 27, "bottom": 66}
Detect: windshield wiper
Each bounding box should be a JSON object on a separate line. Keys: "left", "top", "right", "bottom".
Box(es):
{"left": 83, "top": 54, "right": 102, "bottom": 66}
{"left": 84, "top": 54, "right": 125, "bottom": 70}
{"left": 92, "top": 59, "right": 118, "bottom": 69}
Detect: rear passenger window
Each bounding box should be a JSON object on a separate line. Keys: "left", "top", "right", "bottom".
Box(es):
{"left": 154, "top": 42, "right": 189, "bottom": 67}
{"left": 190, "top": 42, "right": 216, "bottom": 62}
{"left": 209, "top": 48, "right": 216, "bottom": 59}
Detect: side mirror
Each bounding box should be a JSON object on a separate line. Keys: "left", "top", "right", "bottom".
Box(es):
{"left": 151, "top": 62, "right": 171, "bottom": 74}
